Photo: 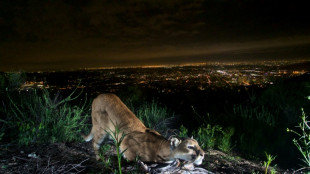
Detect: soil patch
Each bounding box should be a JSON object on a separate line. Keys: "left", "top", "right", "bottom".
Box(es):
{"left": 0, "top": 142, "right": 285, "bottom": 173}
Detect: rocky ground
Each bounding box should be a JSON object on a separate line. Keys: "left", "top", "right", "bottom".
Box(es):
{"left": 0, "top": 142, "right": 288, "bottom": 174}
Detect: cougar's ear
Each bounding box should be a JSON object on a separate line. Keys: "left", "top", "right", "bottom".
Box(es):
{"left": 170, "top": 138, "right": 182, "bottom": 149}
{"left": 191, "top": 136, "right": 194, "bottom": 139}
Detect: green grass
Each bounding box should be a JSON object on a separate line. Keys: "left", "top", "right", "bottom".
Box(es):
{"left": 99, "top": 144, "right": 113, "bottom": 169}
{"left": 195, "top": 124, "right": 220, "bottom": 150}
{"left": 190, "top": 123, "right": 235, "bottom": 153}
{"left": 191, "top": 107, "right": 235, "bottom": 152}
{"left": 263, "top": 152, "right": 277, "bottom": 174}
{"left": 5, "top": 88, "right": 89, "bottom": 145}
{"left": 218, "top": 127, "right": 235, "bottom": 153}
{"left": 130, "top": 99, "right": 174, "bottom": 136}
{"left": 233, "top": 104, "right": 277, "bottom": 127}
{"left": 179, "top": 125, "right": 189, "bottom": 138}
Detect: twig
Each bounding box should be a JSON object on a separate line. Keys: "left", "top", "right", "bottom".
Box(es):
{"left": 63, "top": 158, "right": 89, "bottom": 174}
{"left": 41, "top": 157, "right": 51, "bottom": 174}
{"left": 293, "top": 167, "right": 310, "bottom": 174}
{"left": 14, "top": 156, "right": 31, "bottom": 161}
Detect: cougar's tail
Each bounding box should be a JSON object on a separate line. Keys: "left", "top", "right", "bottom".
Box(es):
{"left": 82, "top": 131, "right": 94, "bottom": 142}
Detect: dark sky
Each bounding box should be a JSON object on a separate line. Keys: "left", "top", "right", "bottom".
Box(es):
{"left": 1, "top": 0, "right": 310, "bottom": 71}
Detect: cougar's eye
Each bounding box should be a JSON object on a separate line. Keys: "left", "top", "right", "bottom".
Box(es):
{"left": 187, "top": 145, "right": 194, "bottom": 150}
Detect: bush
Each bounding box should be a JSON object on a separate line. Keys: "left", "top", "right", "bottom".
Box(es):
{"left": 194, "top": 124, "right": 234, "bottom": 152}
{"left": 218, "top": 127, "right": 235, "bottom": 153}
{"left": 179, "top": 125, "right": 189, "bottom": 138}
{"left": 132, "top": 100, "right": 174, "bottom": 135}
{"left": 6, "top": 88, "right": 89, "bottom": 145}
{"left": 195, "top": 124, "right": 222, "bottom": 150}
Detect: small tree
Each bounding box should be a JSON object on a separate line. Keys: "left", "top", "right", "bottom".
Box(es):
{"left": 288, "top": 97, "right": 310, "bottom": 171}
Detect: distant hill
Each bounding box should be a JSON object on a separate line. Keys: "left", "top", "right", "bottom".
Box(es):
{"left": 283, "top": 61, "right": 310, "bottom": 71}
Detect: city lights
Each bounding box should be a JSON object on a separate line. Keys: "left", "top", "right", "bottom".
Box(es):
{"left": 22, "top": 61, "right": 307, "bottom": 95}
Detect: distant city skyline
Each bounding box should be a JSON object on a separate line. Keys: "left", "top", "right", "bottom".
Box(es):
{"left": 1, "top": 0, "right": 310, "bottom": 72}
{"left": 22, "top": 61, "right": 308, "bottom": 95}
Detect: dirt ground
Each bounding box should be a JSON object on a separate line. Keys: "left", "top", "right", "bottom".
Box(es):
{"left": 0, "top": 142, "right": 287, "bottom": 174}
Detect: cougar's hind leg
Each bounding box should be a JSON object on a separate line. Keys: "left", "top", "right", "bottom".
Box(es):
{"left": 90, "top": 98, "right": 111, "bottom": 160}
{"left": 93, "top": 132, "right": 108, "bottom": 160}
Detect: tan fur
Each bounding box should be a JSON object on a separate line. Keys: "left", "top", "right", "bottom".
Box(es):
{"left": 83, "top": 93, "right": 204, "bottom": 165}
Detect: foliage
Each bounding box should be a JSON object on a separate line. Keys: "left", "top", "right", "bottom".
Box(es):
{"left": 288, "top": 106, "right": 310, "bottom": 167}
{"left": 218, "top": 127, "right": 235, "bottom": 153}
{"left": 263, "top": 152, "right": 277, "bottom": 174}
{"left": 192, "top": 106, "right": 235, "bottom": 151}
{"left": 179, "top": 125, "right": 188, "bottom": 138}
{"left": 99, "top": 144, "right": 112, "bottom": 169}
{"left": 105, "top": 120, "right": 128, "bottom": 174}
{"left": 230, "top": 80, "right": 310, "bottom": 168}
{"left": 7, "top": 71, "right": 26, "bottom": 89}
{"left": 195, "top": 124, "right": 221, "bottom": 149}
{"left": 133, "top": 100, "right": 174, "bottom": 136}
{"left": 6, "top": 88, "right": 89, "bottom": 145}
{"left": 194, "top": 123, "right": 235, "bottom": 152}
{"left": 233, "top": 104, "right": 278, "bottom": 127}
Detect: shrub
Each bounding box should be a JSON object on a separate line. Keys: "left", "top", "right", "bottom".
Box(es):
{"left": 133, "top": 100, "right": 174, "bottom": 135}
{"left": 218, "top": 127, "right": 235, "bottom": 153}
{"left": 6, "top": 88, "right": 89, "bottom": 145}
{"left": 194, "top": 124, "right": 235, "bottom": 152}
{"left": 179, "top": 125, "right": 189, "bottom": 138}
{"left": 195, "top": 124, "right": 222, "bottom": 150}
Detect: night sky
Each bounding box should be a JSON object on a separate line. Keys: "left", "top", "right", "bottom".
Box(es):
{"left": 1, "top": 0, "right": 310, "bottom": 71}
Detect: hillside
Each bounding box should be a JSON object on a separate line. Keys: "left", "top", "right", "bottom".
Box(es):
{"left": 0, "top": 141, "right": 284, "bottom": 174}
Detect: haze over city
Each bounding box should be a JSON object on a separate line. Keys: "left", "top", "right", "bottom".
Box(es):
{"left": 1, "top": 0, "right": 310, "bottom": 71}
